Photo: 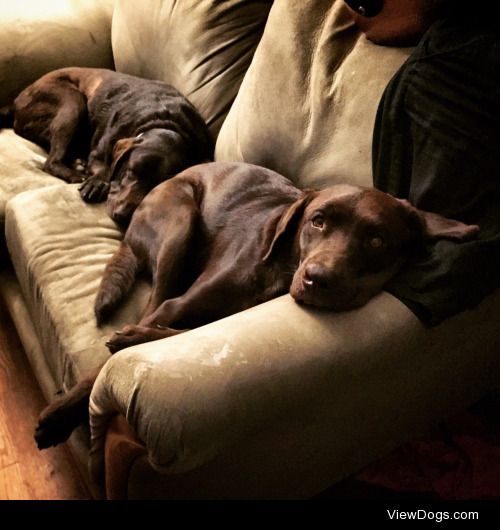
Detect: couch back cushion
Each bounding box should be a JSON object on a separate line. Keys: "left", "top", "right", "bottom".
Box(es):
{"left": 215, "top": 0, "right": 412, "bottom": 189}
{"left": 111, "top": 0, "right": 273, "bottom": 138}
{"left": 0, "top": 0, "right": 114, "bottom": 108}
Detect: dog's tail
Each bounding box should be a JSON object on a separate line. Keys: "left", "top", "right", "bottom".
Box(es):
{"left": 0, "top": 104, "right": 14, "bottom": 129}
{"left": 94, "top": 242, "right": 139, "bottom": 327}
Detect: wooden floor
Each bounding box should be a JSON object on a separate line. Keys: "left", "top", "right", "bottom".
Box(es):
{"left": 0, "top": 299, "right": 90, "bottom": 500}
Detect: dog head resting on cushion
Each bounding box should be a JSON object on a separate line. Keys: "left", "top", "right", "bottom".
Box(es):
{"left": 263, "top": 184, "right": 479, "bottom": 310}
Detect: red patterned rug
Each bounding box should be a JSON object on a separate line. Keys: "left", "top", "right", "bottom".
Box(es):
{"left": 357, "top": 395, "right": 500, "bottom": 500}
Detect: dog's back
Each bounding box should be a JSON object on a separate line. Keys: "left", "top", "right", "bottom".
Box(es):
{"left": 189, "top": 162, "right": 301, "bottom": 235}
{"left": 88, "top": 70, "right": 213, "bottom": 162}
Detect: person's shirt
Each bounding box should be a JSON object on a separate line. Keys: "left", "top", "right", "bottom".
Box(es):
{"left": 373, "top": 13, "right": 500, "bottom": 325}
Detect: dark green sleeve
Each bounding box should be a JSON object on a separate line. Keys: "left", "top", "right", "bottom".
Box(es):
{"left": 373, "top": 16, "right": 500, "bottom": 326}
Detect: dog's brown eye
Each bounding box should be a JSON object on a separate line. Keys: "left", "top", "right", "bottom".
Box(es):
{"left": 311, "top": 214, "right": 325, "bottom": 229}
{"left": 368, "top": 236, "right": 384, "bottom": 249}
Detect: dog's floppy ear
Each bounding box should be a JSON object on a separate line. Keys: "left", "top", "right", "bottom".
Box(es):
{"left": 262, "top": 191, "right": 315, "bottom": 262}
{"left": 110, "top": 135, "right": 143, "bottom": 177}
{"left": 398, "top": 199, "right": 479, "bottom": 242}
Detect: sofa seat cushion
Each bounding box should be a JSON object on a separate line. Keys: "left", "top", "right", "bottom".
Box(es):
{"left": 5, "top": 184, "right": 149, "bottom": 390}
{"left": 0, "top": 130, "right": 60, "bottom": 229}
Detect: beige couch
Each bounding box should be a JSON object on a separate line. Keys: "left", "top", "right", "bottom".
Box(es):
{"left": 0, "top": 0, "right": 498, "bottom": 499}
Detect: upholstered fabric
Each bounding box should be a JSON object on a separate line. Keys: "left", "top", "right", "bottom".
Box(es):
{"left": 0, "top": 131, "right": 57, "bottom": 223}
{"left": 89, "top": 289, "right": 500, "bottom": 497}
{"left": 2, "top": 0, "right": 499, "bottom": 500}
{"left": 215, "top": 0, "right": 412, "bottom": 189}
{"left": 5, "top": 185, "right": 150, "bottom": 389}
{"left": 0, "top": 270, "right": 58, "bottom": 400}
{"left": 111, "top": 0, "right": 273, "bottom": 137}
{"left": 0, "top": 0, "right": 115, "bottom": 107}
{"left": 0, "top": 130, "right": 61, "bottom": 255}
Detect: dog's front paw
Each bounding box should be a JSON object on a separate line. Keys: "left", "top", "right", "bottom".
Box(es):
{"left": 79, "top": 176, "right": 110, "bottom": 203}
{"left": 105, "top": 324, "right": 176, "bottom": 353}
{"left": 105, "top": 325, "right": 149, "bottom": 354}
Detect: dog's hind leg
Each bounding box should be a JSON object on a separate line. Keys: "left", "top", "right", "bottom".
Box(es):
{"left": 34, "top": 366, "right": 102, "bottom": 449}
{"left": 96, "top": 179, "right": 199, "bottom": 330}
{"left": 140, "top": 183, "right": 201, "bottom": 319}
{"left": 104, "top": 183, "right": 201, "bottom": 353}
{"left": 43, "top": 88, "right": 88, "bottom": 183}
{"left": 95, "top": 241, "right": 141, "bottom": 327}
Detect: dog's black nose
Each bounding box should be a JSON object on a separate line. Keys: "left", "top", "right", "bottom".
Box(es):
{"left": 303, "top": 263, "right": 330, "bottom": 290}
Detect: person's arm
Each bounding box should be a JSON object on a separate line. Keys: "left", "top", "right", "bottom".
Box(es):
{"left": 373, "top": 14, "right": 500, "bottom": 326}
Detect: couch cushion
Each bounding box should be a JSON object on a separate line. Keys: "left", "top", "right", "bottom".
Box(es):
{"left": 5, "top": 185, "right": 150, "bottom": 390}
{"left": 0, "top": 131, "right": 54, "bottom": 206}
{"left": 215, "top": 0, "right": 412, "bottom": 189}
{"left": 111, "top": 0, "right": 273, "bottom": 137}
{"left": 0, "top": 0, "right": 115, "bottom": 108}
{"left": 0, "top": 130, "right": 60, "bottom": 241}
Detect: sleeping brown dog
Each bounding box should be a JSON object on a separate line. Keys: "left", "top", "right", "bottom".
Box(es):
{"left": 34, "top": 161, "right": 478, "bottom": 450}
{"left": 0, "top": 67, "right": 213, "bottom": 224}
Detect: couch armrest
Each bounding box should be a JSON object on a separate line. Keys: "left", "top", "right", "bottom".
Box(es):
{"left": 0, "top": 0, "right": 115, "bottom": 106}
{"left": 89, "top": 290, "right": 500, "bottom": 497}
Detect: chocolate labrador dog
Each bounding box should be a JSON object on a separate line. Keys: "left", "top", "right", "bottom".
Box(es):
{"left": 99, "top": 161, "right": 479, "bottom": 349}
{"left": 0, "top": 67, "right": 213, "bottom": 224}
{"left": 34, "top": 162, "right": 478, "bottom": 450}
